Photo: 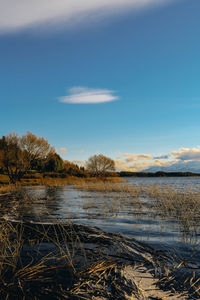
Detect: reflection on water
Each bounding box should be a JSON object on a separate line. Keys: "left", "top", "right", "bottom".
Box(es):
{"left": 0, "top": 177, "right": 200, "bottom": 267}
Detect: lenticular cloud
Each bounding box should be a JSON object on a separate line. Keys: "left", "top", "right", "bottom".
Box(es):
{"left": 0, "top": 0, "right": 173, "bottom": 33}
{"left": 59, "top": 87, "right": 119, "bottom": 104}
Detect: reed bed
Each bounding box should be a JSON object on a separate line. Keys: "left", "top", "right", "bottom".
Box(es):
{"left": 144, "top": 184, "right": 200, "bottom": 233}
{"left": 73, "top": 180, "right": 140, "bottom": 195}
{"left": 0, "top": 173, "right": 124, "bottom": 187}
{"left": 42, "top": 176, "right": 124, "bottom": 187}
{"left": 0, "top": 220, "right": 88, "bottom": 299}
{"left": 73, "top": 181, "right": 142, "bottom": 212}
{"left": 73, "top": 180, "right": 200, "bottom": 237}
{"left": 1, "top": 180, "right": 200, "bottom": 237}
{"left": 76, "top": 180, "right": 200, "bottom": 232}
{"left": 0, "top": 220, "right": 197, "bottom": 299}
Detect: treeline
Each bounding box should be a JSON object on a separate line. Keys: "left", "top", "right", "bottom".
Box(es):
{"left": 0, "top": 132, "right": 117, "bottom": 184}
{"left": 0, "top": 132, "right": 89, "bottom": 183}
{"left": 119, "top": 171, "right": 200, "bottom": 177}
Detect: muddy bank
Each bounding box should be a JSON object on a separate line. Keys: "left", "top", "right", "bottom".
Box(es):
{"left": 0, "top": 220, "right": 199, "bottom": 299}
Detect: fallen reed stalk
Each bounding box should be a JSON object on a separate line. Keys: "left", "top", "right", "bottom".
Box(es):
{"left": 0, "top": 218, "right": 198, "bottom": 299}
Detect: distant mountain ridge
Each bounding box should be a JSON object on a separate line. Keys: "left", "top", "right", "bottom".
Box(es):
{"left": 143, "top": 161, "right": 200, "bottom": 173}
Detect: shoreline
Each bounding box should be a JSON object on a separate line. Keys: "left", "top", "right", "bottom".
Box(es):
{"left": 0, "top": 220, "right": 199, "bottom": 299}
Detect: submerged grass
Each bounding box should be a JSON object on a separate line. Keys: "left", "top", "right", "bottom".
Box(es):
{"left": 73, "top": 180, "right": 138, "bottom": 193}
{"left": 1, "top": 179, "right": 200, "bottom": 238}
{"left": 73, "top": 180, "right": 200, "bottom": 237}
{"left": 74, "top": 181, "right": 142, "bottom": 213}
{"left": 145, "top": 184, "right": 200, "bottom": 234}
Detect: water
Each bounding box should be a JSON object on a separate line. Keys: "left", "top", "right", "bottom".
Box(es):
{"left": 1, "top": 177, "right": 200, "bottom": 268}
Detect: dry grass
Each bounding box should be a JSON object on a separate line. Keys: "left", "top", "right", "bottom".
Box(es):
{"left": 0, "top": 218, "right": 198, "bottom": 299}
{"left": 1, "top": 180, "right": 200, "bottom": 236}
{"left": 73, "top": 181, "right": 142, "bottom": 212}
{"left": 0, "top": 182, "right": 200, "bottom": 298}
{"left": 42, "top": 176, "right": 124, "bottom": 187}
{"left": 73, "top": 180, "right": 200, "bottom": 236}
{"left": 0, "top": 173, "right": 124, "bottom": 188}
{"left": 0, "top": 221, "right": 147, "bottom": 299}
{"left": 73, "top": 180, "right": 140, "bottom": 194}
{"left": 144, "top": 184, "right": 200, "bottom": 233}
{"left": 0, "top": 220, "right": 87, "bottom": 299}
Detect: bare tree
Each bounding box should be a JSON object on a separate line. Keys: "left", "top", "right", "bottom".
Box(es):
{"left": 0, "top": 131, "right": 55, "bottom": 183}
{"left": 20, "top": 131, "right": 55, "bottom": 169}
{"left": 86, "top": 154, "right": 115, "bottom": 176}
{"left": 0, "top": 133, "right": 29, "bottom": 183}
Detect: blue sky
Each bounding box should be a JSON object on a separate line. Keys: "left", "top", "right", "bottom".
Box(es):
{"left": 1, "top": 0, "right": 200, "bottom": 171}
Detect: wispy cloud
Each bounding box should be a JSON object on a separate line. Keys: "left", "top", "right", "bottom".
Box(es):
{"left": 123, "top": 153, "right": 152, "bottom": 162}
{"left": 0, "top": 0, "right": 175, "bottom": 33}
{"left": 59, "top": 87, "right": 119, "bottom": 104}
{"left": 117, "top": 153, "right": 152, "bottom": 161}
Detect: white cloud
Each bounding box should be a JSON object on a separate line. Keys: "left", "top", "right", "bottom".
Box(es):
{"left": 115, "top": 152, "right": 171, "bottom": 171}
{"left": 172, "top": 147, "right": 200, "bottom": 161}
{"left": 0, "top": 0, "right": 175, "bottom": 33}
{"left": 115, "top": 146, "right": 200, "bottom": 172}
{"left": 115, "top": 158, "right": 170, "bottom": 172}
{"left": 59, "top": 87, "right": 119, "bottom": 104}
{"left": 118, "top": 153, "right": 152, "bottom": 162}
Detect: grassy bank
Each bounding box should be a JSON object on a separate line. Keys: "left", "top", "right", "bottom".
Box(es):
{"left": 0, "top": 173, "right": 123, "bottom": 186}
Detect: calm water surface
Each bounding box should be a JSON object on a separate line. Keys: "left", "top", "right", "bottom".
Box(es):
{"left": 2, "top": 177, "right": 200, "bottom": 267}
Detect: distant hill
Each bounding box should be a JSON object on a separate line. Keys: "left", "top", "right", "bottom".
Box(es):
{"left": 143, "top": 161, "right": 200, "bottom": 173}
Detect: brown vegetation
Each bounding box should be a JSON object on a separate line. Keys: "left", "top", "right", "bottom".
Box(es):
{"left": 144, "top": 184, "right": 200, "bottom": 234}
{"left": 86, "top": 154, "right": 115, "bottom": 177}
{"left": 0, "top": 132, "right": 55, "bottom": 184}
{"left": 0, "top": 132, "right": 119, "bottom": 184}
{"left": 0, "top": 219, "right": 197, "bottom": 299}
{"left": 0, "top": 182, "right": 199, "bottom": 298}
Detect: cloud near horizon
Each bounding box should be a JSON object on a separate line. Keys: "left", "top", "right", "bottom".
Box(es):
{"left": 115, "top": 152, "right": 158, "bottom": 171}
{"left": 59, "top": 87, "right": 119, "bottom": 104}
{"left": 172, "top": 147, "right": 200, "bottom": 161}
{"left": 115, "top": 158, "right": 170, "bottom": 172}
{"left": 0, "top": 0, "right": 175, "bottom": 33}
{"left": 115, "top": 147, "right": 200, "bottom": 172}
